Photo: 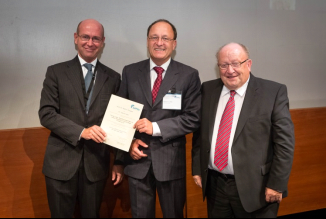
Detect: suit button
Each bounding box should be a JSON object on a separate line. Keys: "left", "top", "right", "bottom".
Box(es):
{"left": 207, "top": 150, "right": 210, "bottom": 153}
{"left": 205, "top": 169, "right": 208, "bottom": 172}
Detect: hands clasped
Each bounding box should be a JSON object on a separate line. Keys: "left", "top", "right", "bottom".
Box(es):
{"left": 129, "top": 119, "right": 153, "bottom": 161}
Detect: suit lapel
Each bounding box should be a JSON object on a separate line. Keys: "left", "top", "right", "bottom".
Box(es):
{"left": 208, "top": 80, "right": 224, "bottom": 147}
{"left": 153, "top": 60, "right": 180, "bottom": 108}
{"left": 233, "top": 74, "right": 260, "bottom": 144}
{"left": 65, "top": 56, "right": 85, "bottom": 107}
{"left": 137, "top": 60, "right": 152, "bottom": 107}
{"left": 89, "top": 62, "right": 109, "bottom": 107}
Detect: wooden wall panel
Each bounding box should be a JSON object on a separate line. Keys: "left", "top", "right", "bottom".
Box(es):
{"left": 0, "top": 128, "right": 50, "bottom": 218}
{"left": 278, "top": 108, "right": 326, "bottom": 216}
{"left": 0, "top": 107, "right": 326, "bottom": 218}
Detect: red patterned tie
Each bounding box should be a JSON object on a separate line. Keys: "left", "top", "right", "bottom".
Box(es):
{"left": 214, "top": 90, "right": 236, "bottom": 171}
{"left": 152, "top": 67, "right": 164, "bottom": 105}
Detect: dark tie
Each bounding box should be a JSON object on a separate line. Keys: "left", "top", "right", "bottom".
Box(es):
{"left": 83, "top": 63, "right": 94, "bottom": 114}
{"left": 152, "top": 67, "right": 164, "bottom": 105}
{"left": 214, "top": 90, "right": 236, "bottom": 171}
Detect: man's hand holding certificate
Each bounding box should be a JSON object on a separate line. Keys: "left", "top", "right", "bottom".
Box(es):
{"left": 101, "top": 95, "right": 144, "bottom": 152}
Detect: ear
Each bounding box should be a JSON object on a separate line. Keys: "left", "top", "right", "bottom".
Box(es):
{"left": 74, "top": 33, "right": 78, "bottom": 45}
{"left": 247, "top": 59, "right": 253, "bottom": 71}
{"left": 173, "top": 40, "right": 177, "bottom": 50}
{"left": 101, "top": 36, "right": 106, "bottom": 48}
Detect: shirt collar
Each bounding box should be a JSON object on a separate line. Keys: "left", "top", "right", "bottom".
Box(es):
{"left": 150, "top": 58, "right": 171, "bottom": 72}
{"left": 78, "top": 54, "right": 98, "bottom": 67}
{"left": 222, "top": 76, "right": 250, "bottom": 97}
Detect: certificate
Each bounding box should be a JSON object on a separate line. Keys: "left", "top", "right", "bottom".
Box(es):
{"left": 101, "top": 95, "right": 144, "bottom": 152}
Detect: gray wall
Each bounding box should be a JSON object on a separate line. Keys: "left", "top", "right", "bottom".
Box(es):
{"left": 1, "top": 0, "right": 326, "bottom": 130}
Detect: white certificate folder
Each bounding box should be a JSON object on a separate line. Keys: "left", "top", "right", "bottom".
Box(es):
{"left": 101, "top": 95, "right": 144, "bottom": 152}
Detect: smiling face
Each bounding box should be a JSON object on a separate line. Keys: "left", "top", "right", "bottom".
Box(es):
{"left": 217, "top": 43, "right": 252, "bottom": 90}
{"left": 74, "top": 19, "right": 105, "bottom": 63}
{"left": 147, "top": 22, "right": 177, "bottom": 66}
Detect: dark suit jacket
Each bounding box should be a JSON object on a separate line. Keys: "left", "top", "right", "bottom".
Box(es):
{"left": 117, "top": 59, "right": 201, "bottom": 182}
{"left": 192, "top": 74, "right": 295, "bottom": 213}
{"left": 39, "top": 56, "right": 121, "bottom": 182}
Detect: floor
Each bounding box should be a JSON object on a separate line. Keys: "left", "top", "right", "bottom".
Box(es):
{"left": 279, "top": 209, "right": 326, "bottom": 218}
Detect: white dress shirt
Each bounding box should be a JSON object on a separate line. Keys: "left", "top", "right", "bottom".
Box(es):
{"left": 150, "top": 58, "right": 172, "bottom": 137}
{"left": 208, "top": 77, "right": 250, "bottom": 175}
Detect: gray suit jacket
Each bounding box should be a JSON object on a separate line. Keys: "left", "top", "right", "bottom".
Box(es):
{"left": 39, "top": 56, "right": 121, "bottom": 182}
{"left": 118, "top": 59, "right": 201, "bottom": 182}
{"left": 192, "top": 74, "right": 295, "bottom": 213}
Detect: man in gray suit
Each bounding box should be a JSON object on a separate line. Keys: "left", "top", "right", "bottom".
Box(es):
{"left": 192, "top": 43, "right": 295, "bottom": 218}
{"left": 39, "top": 19, "right": 124, "bottom": 218}
{"left": 118, "top": 19, "right": 201, "bottom": 218}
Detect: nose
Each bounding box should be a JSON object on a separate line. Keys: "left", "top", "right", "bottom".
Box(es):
{"left": 226, "top": 64, "right": 235, "bottom": 73}
{"left": 87, "top": 38, "right": 94, "bottom": 46}
{"left": 156, "top": 38, "right": 164, "bottom": 46}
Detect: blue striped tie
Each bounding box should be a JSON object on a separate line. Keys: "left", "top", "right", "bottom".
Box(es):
{"left": 83, "top": 63, "right": 93, "bottom": 114}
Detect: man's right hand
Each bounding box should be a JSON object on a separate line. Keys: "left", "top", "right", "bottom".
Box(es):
{"left": 193, "top": 175, "right": 202, "bottom": 188}
{"left": 130, "top": 139, "right": 148, "bottom": 160}
{"left": 81, "top": 125, "right": 107, "bottom": 143}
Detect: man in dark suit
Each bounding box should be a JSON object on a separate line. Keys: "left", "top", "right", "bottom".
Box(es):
{"left": 39, "top": 19, "right": 124, "bottom": 218}
{"left": 117, "top": 19, "right": 201, "bottom": 218}
{"left": 192, "top": 43, "right": 295, "bottom": 218}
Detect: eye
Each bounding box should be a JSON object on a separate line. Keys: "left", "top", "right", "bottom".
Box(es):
{"left": 92, "top": 37, "right": 101, "bottom": 42}
{"left": 81, "top": 35, "right": 90, "bottom": 41}
{"left": 231, "top": 63, "right": 241, "bottom": 68}
{"left": 220, "top": 64, "right": 228, "bottom": 69}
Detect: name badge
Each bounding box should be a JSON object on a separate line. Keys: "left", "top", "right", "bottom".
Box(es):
{"left": 163, "top": 92, "right": 182, "bottom": 110}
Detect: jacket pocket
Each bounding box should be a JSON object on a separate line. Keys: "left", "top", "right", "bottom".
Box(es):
{"left": 261, "top": 162, "right": 272, "bottom": 176}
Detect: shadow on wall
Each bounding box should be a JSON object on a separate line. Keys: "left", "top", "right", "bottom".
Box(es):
{"left": 22, "top": 128, "right": 51, "bottom": 218}
{"left": 74, "top": 151, "right": 132, "bottom": 218}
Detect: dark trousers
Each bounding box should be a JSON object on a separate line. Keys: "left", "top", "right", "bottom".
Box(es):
{"left": 207, "top": 170, "right": 279, "bottom": 218}
{"left": 128, "top": 166, "right": 186, "bottom": 218}
{"left": 45, "top": 159, "right": 107, "bottom": 218}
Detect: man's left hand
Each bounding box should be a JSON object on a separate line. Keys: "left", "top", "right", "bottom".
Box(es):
{"left": 134, "top": 118, "right": 153, "bottom": 135}
{"left": 265, "top": 187, "right": 283, "bottom": 203}
{"left": 112, "top": 165, "right": 124, "bottom": 186}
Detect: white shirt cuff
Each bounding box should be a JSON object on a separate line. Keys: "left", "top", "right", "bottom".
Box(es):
{"left": 152, "top": 122, "right": 162, "bottom": 137}
{"left": 79, "top": 128, "right": 85, "bottom": 140}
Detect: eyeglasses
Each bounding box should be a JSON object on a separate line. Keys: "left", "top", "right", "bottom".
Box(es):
{"left": 148, "top": 36, "right": 175, "bottom": 43}
{"left": 78, "top": 35, "right": 103, "bottom": 43}
{"left": 218, "top": 59, "right": 249, "bottom": 70}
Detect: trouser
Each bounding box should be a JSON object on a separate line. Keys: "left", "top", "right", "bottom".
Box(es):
{"left": 128, "top": 166, "right": 186, "bottom": 218}
{"left": 45, "top": 159, "right": 107, "bottom": 218}
{"left": 207, "top": 169, "right": 279, "bottom": 218}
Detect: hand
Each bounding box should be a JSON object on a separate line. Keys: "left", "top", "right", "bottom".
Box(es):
{"left": 112, "top": 165, "right": 124, "bottom": 186}
{"left": 134, "top": 118, "right": 153, "bottom": 135}
{"left": 81, "top": 125, "right": 106, "bottom": 143}
{"left": 193, "top": 175, "right": 202, "bottom": 188}
{"left": 130, "top": 139, "right": 148, "bottom": 160}
{"left": 265, "top": 188, "right": 283, "bottom": 203}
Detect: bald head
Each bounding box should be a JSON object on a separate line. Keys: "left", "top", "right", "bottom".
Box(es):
{"left": 77, "top": 19, "right": 105, "bottom": 38}
{"left": 74, "top": 19, "right": 105, "bottom": 63}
